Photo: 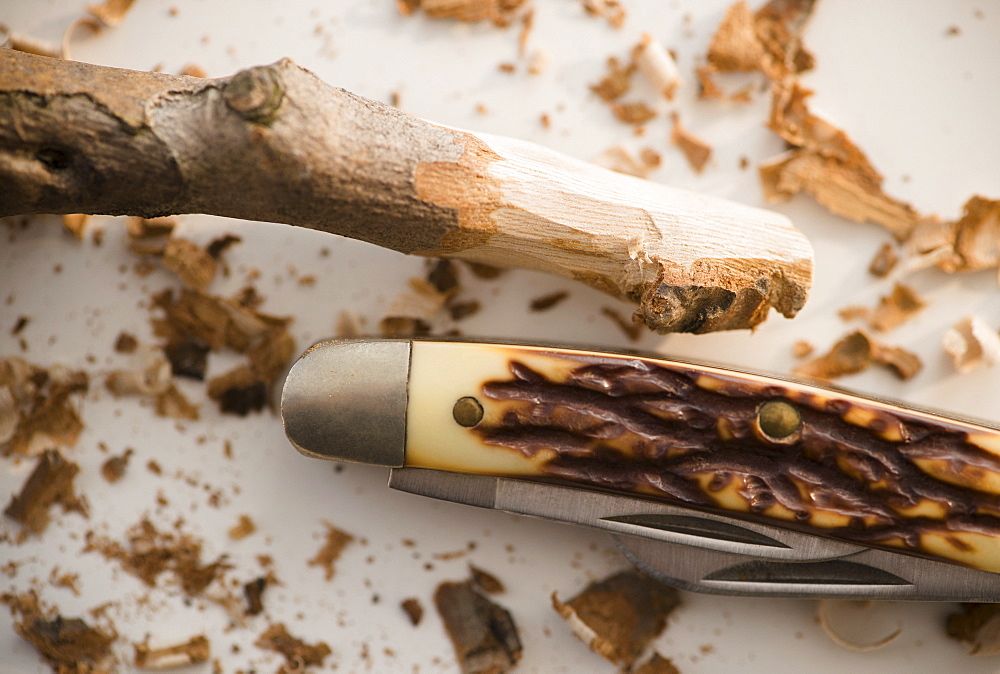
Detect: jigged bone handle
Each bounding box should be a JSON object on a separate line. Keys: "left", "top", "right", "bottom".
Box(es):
{"left": 0, "top": 50, "right": 812, "bottom": 333}
{"left": 399, "top": 341, "right": 1000, "bottom": 574}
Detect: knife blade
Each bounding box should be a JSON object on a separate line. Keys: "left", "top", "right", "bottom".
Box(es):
{"left": 280, "top": 337, "right": 1000, "bottom": 597}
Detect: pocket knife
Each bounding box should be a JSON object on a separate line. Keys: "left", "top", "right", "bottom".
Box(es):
{"left": 280, "top": 338, "right": 1000, "bottom": 600}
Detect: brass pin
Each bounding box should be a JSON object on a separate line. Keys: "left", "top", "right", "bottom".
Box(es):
{"left": 756, "top": 400, "right": 802, "bottom": 442}
{"left": 453, "top": 396, "right": 484, "bottom": 428}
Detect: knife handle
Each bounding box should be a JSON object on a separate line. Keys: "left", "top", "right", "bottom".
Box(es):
{"left": 282, "top": 338, "right": 1000, "bottom": 573}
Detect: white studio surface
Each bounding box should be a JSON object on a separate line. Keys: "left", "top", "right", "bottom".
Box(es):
{"left": 2, "top": 0, "right": 1000, "bottom": 672}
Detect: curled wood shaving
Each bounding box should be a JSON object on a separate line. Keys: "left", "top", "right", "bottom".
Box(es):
{"left": 0, "top": 23, "right": 62, "bottom": 58}
{"left": 943, "top": 316, "right": 1000, "bottom": 374}
{"left": 134, "top": 635, "right": 210, "bottom": 670}
{"left": 61, "top": 17, "right": 103, "bottom": 61}
{"left": 632, "top": 34, "right": 681, "bottom": 100}
{"left": 868, "top": 283, "right": 925, "bottom": 333}
{"left": 817, "top": 600, "right": 902, "bottom": 652}
{"left": 670, "top": 113, "right": 712, "bottom": 173}
{"left": 793, "top": 330, "right": 921, "bottom": 381}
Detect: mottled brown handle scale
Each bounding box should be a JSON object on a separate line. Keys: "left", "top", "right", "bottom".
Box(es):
{"left": 403, "top": 342, "right": 1000, "bottom": 573}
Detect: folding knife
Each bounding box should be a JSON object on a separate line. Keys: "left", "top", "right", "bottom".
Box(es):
{"left": 280, "top": 338, "right": 1000, "bottom": 600}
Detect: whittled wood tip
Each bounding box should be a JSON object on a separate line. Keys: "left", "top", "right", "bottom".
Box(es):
{"left": 0, "top": 49, "right": 813, "bottom": 333}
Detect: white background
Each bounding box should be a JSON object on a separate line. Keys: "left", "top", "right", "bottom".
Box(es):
{"left": 2, "top": 0, "right": 1000, "bottom": 671}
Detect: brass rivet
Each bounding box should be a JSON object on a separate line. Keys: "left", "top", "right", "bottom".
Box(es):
{"left": 453, "top": 396, "right": 484, "bottom": 428}
{"left": 757, "top": 400, "right": 801, "bottom": 441}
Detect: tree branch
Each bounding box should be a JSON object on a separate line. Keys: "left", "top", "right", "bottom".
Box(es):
{"left": 0, "top": 50, "right": 813, "bottom": 333}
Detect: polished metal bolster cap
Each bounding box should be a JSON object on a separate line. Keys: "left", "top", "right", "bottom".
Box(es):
{"left": 281, "top": 338, "right": 410, "bottom": 466}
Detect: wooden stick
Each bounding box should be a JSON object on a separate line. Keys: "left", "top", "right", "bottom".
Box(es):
{"left": 0, "top": 50, "right": 813, "bottom": 334}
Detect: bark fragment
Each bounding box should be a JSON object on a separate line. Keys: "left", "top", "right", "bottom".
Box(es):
{"left": 552, "top": 570, "right": 681, "bottom": 669}
{"left": 5, "top": 449, "right": 87, "bottom": 535}
{"left": 5, "top": 591, "right": 115, "bottom": 672}
{"left": 434, "top": 579, "right": 522, "bottom": 673}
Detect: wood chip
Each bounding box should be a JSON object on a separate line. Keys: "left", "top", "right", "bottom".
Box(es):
{"left": 61, "top": 214, "right": 90, "bottom": 240}
{"left": 868, "top": 283, "right": 925, "bottom": 332}
{"left": 4, "top": 591, "right": 115, "bottom": 671}
{"left": 597, "top": 146, "right": 661, "bottom": 178}
{"left": 0, "top": 23, "right": 62, "bottom": 58}
{"left": 633, "top": 652, "right": 681, "bottom": 674}
{"left": 590, "top": 56, "right": 635, "bottom": 102}
{"left": 244, "top": 577, "right": 268, "bottom": 616}
{"left": 162, "top": 237, "right": 218, "bottom": 291}
{"left": 401, "top": 0, "right": 530, "bottom": 27}
{"left": 4, "top": 449, "right": 87, "bottom": 535}
{"left": 126, "top": 217, "right": 176, "bottom": 256}
{"left": 611, "top": 101, "right": 657, "bottom": 125}
{"left": 85, "top": 518, "right": 229, "bottom": 597}
{"left": 163, "top": 336, "right": 210, "bottom": 380}
{"left": 228, "top": 514, "right": 257, "bottom": 540}
{"left": 868, "top": 242, "right": 898, "bottom": 277}
{"left": 791, "top": 340, "right": 814, "bottom": 358}
{"left": 135, "top": 635, "right": 211, "bottom": 670}
{"left": 947, "top": 604, "right": 1000, "bottom": 655}
{"left": 114, "top": 332, "right": 139, "bottom": 354}
{"left": 943, "top": 316, "right": 1000, "bottom": 373}
{"left": 435, "top": 579, "right": 522, "bottom": 673}
{"left": 308, "top": 521, "right": 355, "bottom": 581}
{"left": 552, "top": 570, "right": 681, "bottom": 669}
{"left": 401, "top": 598, "right": 424, "bottom": 626}
{"left": 631, "top": 33, "right": 681, "bottom": 100}
{"left": 255, "top": 623, "right": 332, "bottom": 672}
{"left": 1, "top": 357, "right": 88, "bottom": 456}
{"left": 580, "top": 0, "right": 626, "bottom": 29}
{"left": 707, "top": 1, "right": 765, "bottom": 72}
{"left": 178, "top": 63, "right": 207, "bottom": 78}
{"left": 793, "top": 330, "right": 921, "bottom": 381}
{"left": 380, "top": 316, "right": 432, "bottom": 337}
{"left": 469, "top": 564, "right": 505, "bottom": 594}
{"left": 670, "top": 114, "right": 712, "bottom": 173}
{"left": 529, "top": 290, "right": 569, "bottom": 312}
{"left": 86, "top": 0, "right": 137, "bottom": 27}
{"left": 155, "top": 384, "right": 200, "bottom": 420}
{"left": 936, "top": 196, "right": 1000, "bottom": 273}
{"left": 101, "top": 448, "right": 134, "bottom": 483}
{"left": 153, "top": 288, "right": 291, "bottom": 353}
{"left": 206, "top": 365, "right": 268, "bottom": 416}
{"left": 105, "top": 353, "right": 172, "bottom": 397}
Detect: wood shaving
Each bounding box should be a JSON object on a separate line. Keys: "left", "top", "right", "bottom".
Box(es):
{"left": 670, "top": 113, "right": 712, "bottom": 173}
{"left": 552, "top": 570, "right": 681, "bottom": 669}
{"left": 943, "top": 316, "right": 1000, "bottom": 373}
{"left": 0, "top": 23, "right": 62, "bottom": 58}
{"left": 100, "top": 448, "right": 133, "bottom": 483}
{"left": 517, "top": 8, "right": 533, "bottom": 56}
{"left": 580, "top": 0, "right": 626, "bottom": 29}
{"left": 631, "top": 34, "right": 681, "bottom": 100}
{"left": 61, "top": 214, "right": 90, "bottom": 240}
{"left": 597, "top": 146, "right": 661, "bottom": 179}
{"left": 379, "top": 316, "right": 432, "bottom": 337}
{"left": 434, "top": 578, "right": 522, "bottom": 674}
{"left": 308, "top": 521, "right": 355, "bottom": 581}
{"left": 3, "top": 591, "right": 115, "bottom": 672}
{"left": 105, "top": 352, "right": 172, "bottom": 397}
{"left": 947, "top": 604, "right": 1000, "bottom": 655}
{"left": 793, "top": 330, "right": 921, "bottom": 381}
{"left": 1, "top": 357, "right": 88, "bottom": 456}
{"left": 469, "top": 564, "right": 505, "bottom": 594}
{"left": 134, "top": 635, "right": 210, "bottom": 670}
{"left": 114, "top": 332, "right": 139, "bottom": 354}
{"left": 868, "top": 283, "right": 925, "bottom": 332}
{"left": 633, "top": 652, "right": 681, "bottom": 674}
{"left": 163, "top": 336, "right": 210, "bottom": 380}
{"left": 611, "top": 101, "right": 657, "bottom": 125}
{"left": 791, "top": 340, "right": 814, "bottom": 358}
{"left": 934, "top": 196, "right": 1000, "bottom": 274}
{"left": 837, "top": 305, "right": 870, "bottom": 322}
{"left": 244, "top": 577, "right": 268, "bottom": 616}
{"left": 601, "top": 306, "right": 644, "bottom": 342}
{"left": 86, "top": 0, "right": 137, "bottom": 27}
{"left": 529, "top": 290, "right": 570, "bottom": 312}
{"left": 590, "top": 56, "right": 636, "bottom": 102}
{"left": 817, "top": 600, "right": 902, "bottom": 652}
{"left": 868, "top": 242, "right": 898, "bottom": 277}
{"left": 178, "top": 63, "right": 207, "bottom": 78}
{"left": 4, "top": 449, "right": 88, "bottom": 535}
{"left": 255, "top": 623, "right": 332, "bottom": 673}
{"left": 162, "top": 237, "right": 218, "bottom": 291}
{"left": 127, "top": 217, "right": 177, "bottom": 256}
{"left": 152, "top": 288, "right": 291, "bottom": 353}
{"left": 401, "top": 598, "right": 424, "bottom": 626}
{"left": 399, "top": 0, "right": 530, "bottom": 27}
{"left": 206, "top": 365, "right": 268, "bottom": 416}
{"left": 154, "top": 384, "right": 200, "bottom": 420}
{"left": 228, "top": 515, "right": 257, "bottom": 541}
{"left": 61, "top": 17, "right": 103, "bottom": 61}
{"left": 85, "top": 518, "right": 230, "bottom": 597}
{"left": 706, "top": 1, "right": 766, "bottom": 72}
{"left": 526, "top": 49, "right": 548, "bottom": 75}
